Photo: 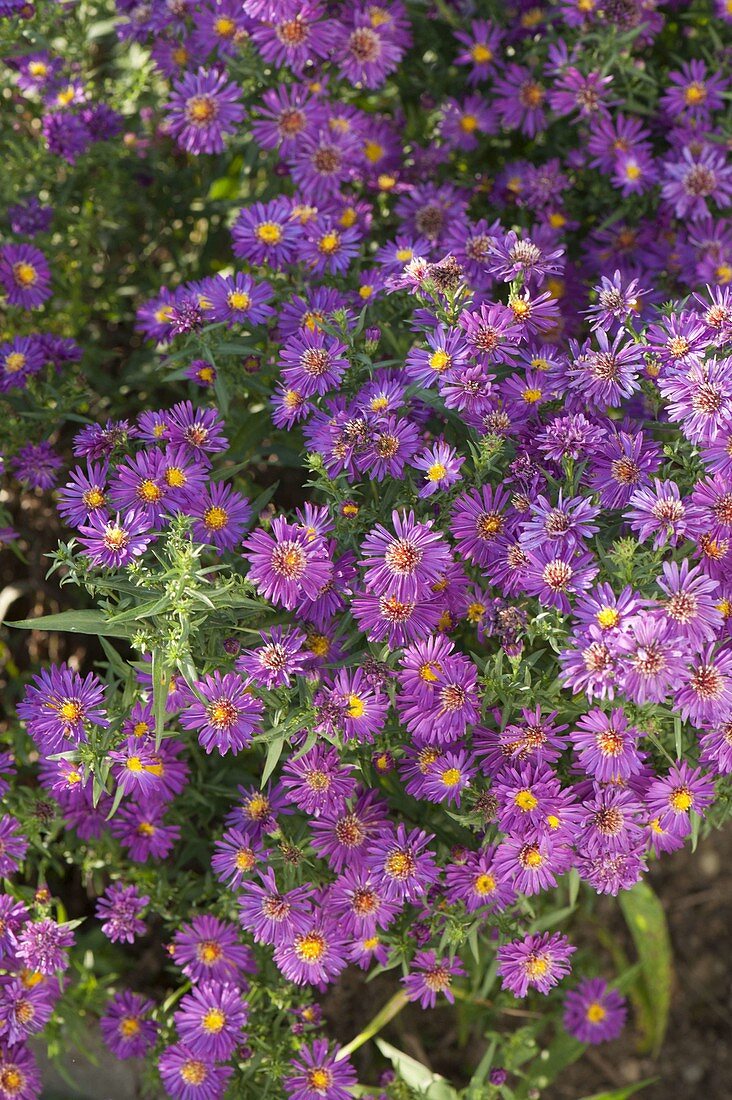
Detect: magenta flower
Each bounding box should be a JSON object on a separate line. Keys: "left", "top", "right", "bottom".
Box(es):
{"left": 165, "top": 68, "right": 244, "bottom": 155}
{"left": 100, "top": 991, "right": 158, "bottom": 1059}
{"left": 95, "top": 883, "right": 149, "bottom": 944}
{"left": 179, "top": 671, "right": 263, "bottom": 755}
{"left": 497, "top": 932, "right": 575, "bottom": 997}
{"left": 563, "top": 979, "right": 627, "bottom": 1043}
{"left": 403, "top": 950, "right": 466, "bottom": 1009}
{"left": 174, "top": 981, "right": 248, "bottom": 1061}
{"left": 284, "top": 1040, "right": 357, "bottom": 1100}
{"left": 0, "top": 243, "right": 52, "bottom": 307}
{"left": 243, "top": 516, "right": 333, "bottom": 610}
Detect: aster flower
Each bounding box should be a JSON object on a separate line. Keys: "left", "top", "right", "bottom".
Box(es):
{"left": 279, "top": 329, "right": 349, "bottom": 398}
{"left": 211, "top": 827, "right": 263, "bottom": 888}
{"left": 487, "top": 229, "right": 564, "bottom": 285}
{"left": 700, "top": 717, "right": 732, "bottom": 774}
{"left": 244, "top": 515, "right": 333, "bottom": 610}
{"left": 95, "top": 882, "right": 149, "bottom": 944}
{"left": 646, "top": 762, "right": 715, "bottom": 835}
{"left": 281, "top": 743, "right": 356, "bottom": 817}
{"left": 332, "top": 9, "right": 405, "bottom": 88}
{"left": 570, "top": 708, "right": 643, "bottom": 781}
{"left": 563, "top": 978, "right": 627, "bottom": 1044}
{"left": 675, "top": 644, "right": 732, "bottom": 726}
{"left": 493, "top": 64, "right": 548, "bottom": 137}
{"left": 57, "top": 460, "right": 109, "bottom": 528}
{"left": 524, "top": 545, "right": 598, "bottom": 613}
{"left": 309, "top": 789, "right": 390, "bottom": 872}
{"left": 451, "top": 485, "right": 514, "bottom": 567}
{"left": 454, "top": 19, "right": 503, "bottom": 83}
{"left": 206, "top": 272, "right": 274, "bottom": 326}
{"left": 15, "top": 919, "right": 74, "bottom": 975}
{"left": 187, "top": 481, "right": 251, "bottom": 553}
{"left": 0, "top": 894, "right": 28, "bottom": 961}
{"left": 166, "top": 400, "right": 228, "bottom": 458}
{"left": 568, "top": 328, "right": 645, "bottom": 407}
{"left": 657, "top": 560, "right": 723, "bottom": 648}
{"left": 12, "top": 442, "right": 62, "bottom": 490}
{"left": 624, "top": 478, "right": 702, "bottom": 549}
{"left": 0, "top": 1043, "right": 41, "bottom": 1099}
{"left": 367, "top": 824, "right": 439, "bottom": 902}
{"left": 174, "top": 981, "right": 248, "bottom": 1061}
{"left": 0, "top": 335, "right": 45, "bottom": 392}
{"left": 251, "top": 2, "right": 335, "bottom": 74}
{"left": 497, "top": 932, "right": 575, "bottom": 997}
{"left": 78, "top": 509, "right": 153, "bottom": 568}
{"left": 0, "top": 815, "right": 27, "bottom": 877}
{"left": 111, "top": 801, "right": 181, "bottom": 863}
{"left": 588, "top": 429, "right": 662, "bottom": 509}
{"left": 179, "top": 671, "right": 263, "bottom": 755}
{"left": 165, "top": 68, "right": 244, "bottom": 155}
{"left": 359, "top": 509, "right": 451, "bottom": 602}
{"left": 274, "top": 917, "right": 349, "bottom": 987}
{"left": 402, "top": 951, "right": 465, "bottom": 1009}
{"left": 0, "top": 980, "right": 54, "bottom": 1044}
{"left": 158, "top": 1043, "right": 232, "bottom": 1100}
{"left": 18, "top": 663, "right": 107, "bottom": 754}
{"left": 173, "top": 915, "right": 254, "bottom": 986}
{"left": 443, "top": 847, "right": 515, "bottom": 913}
{"left": 410, "top": 440, "right": 464, "bottom": 497}
{"left": 0, "top": 243, "right": 52, "bottom": 308}
{"left": 236, "top": 626, "right": 308, "bottom": 688}
{"left": 284, "top": 1039, "right": 357, "bottom": 1100}
{"left": 100, "top": 990, "right": 158, "bottom": 1059}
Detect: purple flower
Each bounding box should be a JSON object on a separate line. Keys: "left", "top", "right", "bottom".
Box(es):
{"left": 411, "top": 440, "right": 465, "bottom": 497}
{"left": 243, "top": 516, "right": 333, "bottom": 610}
{"left": 284, "top": 1040, "right": 357, "bottom": 1100}
{"left": 158, "top": 1043, "right": 232, "bottom": 1100}
{"left": 332, "top": 9, "right": 406, "bottom": 88}
{"left": 78, "top": 509, "right": 153, "bottom": 568}
{"left": 12, "top": 442, "right": 62, "bottom": 489}
{"left": 403, "top": 950, "right": 466, "bottom": 1009}
{"left": 0, "top": 815, "right": 28, "bottom": 876}
{"left": 675, "top": 644, "right": 732, "bottom": 726}
{"left": 57, "top": 460, "right": 109, "bottom": 528}
{"left": 232, "top": 198, "right": 304, "bottom": 268}
{"left": 274, "top": 917, "right": 349, "bottom": 987}
{"left": 236, "top": 626, "right": 308, "bottom": 689}
{"left": 0, "top": 243, "right": 51, "bottom": 307}
{"left": 646, "top": 762, "right": 715, "bottom": 834}
{"left": 279, "top": 329, "right": 349, "bottom": 398}
{"left": 238, "top": 868, "right": 313, "bottom": 946}
{"left": 111, "top": 802, "right": 181, "bottom": 863}
{"left": 206, "top": 272, "right": 274, "bottom": 326}
{"left": 487, "top": 229, "right": 563, "bottom": 285}
{"left": 367, "top": 824, "right": 439, "bottom": 902}
{"left": 188, "top": 481, "right": 251, "bottom": 552}
{"left": 563, "top": 978, "right": 627, "bottom": 1043}
{"left": 616, "top": 615, "right": 689, "bottom": 705}
{"left": 95, "top": 883, "right": 149, "bottom": 943}
{"left": 18, "top": 663, "right": 108, "bottom": 755}
{"left": 211, "top": 828, "right": 263, "bottom": 888}
{"left": 179, "top": 671, "right": 263, "bottom": 755}
{"left": 657, "top": 560, "right": 723, "bottom": 648}
{"left": 570, "top": 708, "right": 643, "bottom": 781}
{"left": 100, "top": 990, "right": 157, "bottom": 1059}
{"left": 624, "top": 479, "right": 703, "bottom": 549}
{"left": 174, "top": 981, "right": 248, "bottom": 1061}
{"left": 0, "top": 979, "right": 53, "bottom": 1044}
{"left": 497, "top": 932, "right": 575, "bottom": 997}
{"left": 309, "top": 790, "right": 390, "bottom": 872}
{"left": 451, "top": 485, "right": 514, "bottom": 566}
{"left": 167, "top": 400, "right": 228, "bottom": 459}
{"left": 524, "top": 544, "right": 598, "bottom": 613}
{"left": 165, "top": 68, "right": 244, "bottom": 155}
{"left": 588, "top": 430, "right": 662, "bottom": 509}
{"left": 359, "top": 509, "right": 451, "bottom": 602}
{"left": 172, "top": 915, "right": 254, "bottom": 986}
{"left": 15, "top": 919, "right": 75, "bottom": 974}
{"left": 281, "top": 744, "right": 356, "bottom": 817}
{"left": 443, "top": 847, "right": 515, "bottom": 913}
{"left": 0, "top": 1043, "right": 41, "bottom": 1099}
{"left": 661, "top": 146, "right": 732, "bottom": 220}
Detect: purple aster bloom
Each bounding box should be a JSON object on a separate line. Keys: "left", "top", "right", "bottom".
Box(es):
{"left": 0, "top": 1043, "right": 41, "bottom": 1099}
{"left": 0, "top": 980, "right": 53, "bottom": 1044}
{"left": 588, "top": 429, "right": 662, "bottom": 509}
{"left": 559, "top": 626, "right": 620, "bottom": 701}
{"left": 359, "top": 509, "right": 451, "bottom": 602}
{"left": 454, "top": 19, "right": 503, "bottom": 83}
{"left": 314, "top": 667, "right": 388, "bottom": 745}
{"left": 567, "top": 328, "right": 644, "bottom": 407}
{"left": 302, "top": 218, "right": 362, "bottom": 276}
{"left": 692, "top": 473, "right": 732, "bottom": 540}
{"left": 367, "top": 825, "right": 439, "bottom": 903}
{"left": 0, "top": 243, "right": 52, "bottom": 307}
{"left": 179, "top": 671, "right": 263, "bottom": 755}
{"left": 251, "top": 2, "right": 335, "bottom": 74}
{"left": 617, "top": 614, "right": 690, "bottom": 704}
{"left": 188, "top": 481, "right": 251, "bottom": 553}
{"left": 646, "top": 762, "right": 715, "bottom": 834}
{"left": 0, "top": 335, "right": 45, "bottom": 392}
{"left": 624, "top": 478, "right": 703, "bottom": 549}
{"left": 495, "top": 763, "right": 560, "bottom": 836}
{"left": 15, "top": 919, "right": 74, "bottom": 974}
{"left": 439, "top": 95, "right": 495, "bottom": 150}
{"left": 289, "top": 130, "right": 358, "bottom": 198}
{"left": 238, "top": 869, "right": 313, "bottom": 946}
{"left": 243, "top": 515, "right": 333, "bottom": 610}
{"left": 612, "top": 148, "right": 659, "bottom": 197}
{"left": 570, "top": 708, "right": 643, "bottom": 781}
{"left": 109, "top": 449, "right": 168, "bottom": 525}
{"left": 662, "top": 146, "right": 732, "bottom": 220}
{"left": 675, "top": 644, "right": 732, "bottom": 726}
{"left": 57, "top": 460, "right": 109, "bottom": 528}
{"left": 109, "top": 736, "right": 161, "bottom": 797}
{"left": 458, "top": 301, "right": 521, "bottom": 365}
{"left": 167, "top": 401, "right": 228, "bottom": 459}
{"left": 494, "top": 834, "right": 573, "bottom": 896}
{"left": 352, "top": 589, "right": 442, "bottom": 649}
{"left": 549, "top": 68, "right": 613, "bottom": 119}
{"left": 657, "top": 560, "right": 722, "bottom": 648}
{"left": 284, "top": 1040, "right": 357, "bottom": 1100}
{"left": 487, "top": 229, "right": 564, "bottom": 285}
{"left": 520, "top": 492, "right": 600, "bottom": 553}
{"left": 0, "top": 816, "right": 27, "bottom": 876}
{"left": 577, "top": 845, "right": 648, "bottom": 895}
{"left": 420, "top": 749, "right": 476, "bottom": 806}
{"left": 328, "top": 867, "right": 400, "bottom": 936}
{"left": 41, "top": 109, "right": 91, "bottom": 163}
{"left": 158, "top": 1043, "right": 232, "bottom": 1100}
{"left": 174, "top": 981, "right": 248, "bottom": 1061}
{"left": 400, "top": 655, "right": 479, "bottom": 744}
{"left": 191, "top": 0, "right": 252, "bottom": 57}
{"left": 404, "top": 326, "right": 469, "bottom": 387}
{"left": 236, "top": 626, "right": 308, "bottom": 689}
{"left": 12, "top": 442, "right": 62, "bottom": 489}
{"left": 443, "top": 847, "right": 515, "bottom": 913}
{"left": 100, "top": 991, "right": 157, "bottom": 1059}
{"left": 497, "top": 932, "right": 575, "bottom": 997}
{"left": 586, "top": 270, "right": 647, "bottom": 330}
{"left": 173, "top": 915, "right": 254, "bottom": 986}
{"left": 577, "top": 787, "right": 644, "bottom": 856}
{"left": 411, "top": 440, "right": 464, "bottom": 497}
{"left": 160, "top": 445, "right": 208, "bottom": 507}
{"left": 18, "top": 663, "right": 107, "bottom": 755}
{"left": 309, "top": 789, "right": 390, "bottom": 872}
{"left": 647, "top": 311, "right": 711, "bottom": 370}
{"left": 661, "top": 357, "right": 732, "bottom": 447}
{"left": 333, "top": 8, "right": 406, "bottom": 87}
{"left": 206, "top": 272, "right": 274, "bottom": 327}
{"left": 251, "top": 84, "right": 315, "bottom": 151}
{"left": 563, "top": 978, "right": 627, "bottom": 1044}
{"left": 660, "top": 60, "right": 728, "bottom": 118}
{"left": 403, "top": 951, "right": 465, "bottom": 1009}
{"left": 281, "top": 743, "right": 356, "bottom": 817}
{"left": 273, "top": 917, "right": 349, "bottom": 987}
{"left": 524, "top": 544, "right": 598, "bottom": 613}
{"left": 451, "top": 485, "right": 514, "bottom": 566}
{"left": 279, "top": 328, "right": 349, "bottom": 398}
{"left": 226, "top": 782, "right": 291, "bottom": 840}
{"left": 700, "top": 717, "right": 732, "bottom": 775}
{"left": 232, "top": 198, "right": 304, "bottom": 268}
{"left": 73, "top": 418, "right": 136, "bottom": 459}
{"left": 111, "top": 802, "right": 181, "bottom": 863}
{"left": 493, "top": 64, "right": 548, "bottom": 137}
{"left": 536, "top": 413, "right": 607, "bottom": 463}
{"left": 211, "top": 828, "right": 262, "bottom": 889}
{"left": 0, "top": 895, "right": 28, "bottom": 962}
{"left": 165, "top": 67, "right": 244, "bottom": 154}
{"left": 95, "top": 883, "right": 149, "bottom": 944}
{"left": 77, "top": 509, "right": 153, "bottom": 568}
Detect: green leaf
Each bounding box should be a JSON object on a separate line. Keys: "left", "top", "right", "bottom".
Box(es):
{"left": 618, "top": 881, "right": 673, "bottom": 1056}
{"left": 5, "top": 610, "right": 133, "bottom": 639}
{"left": 578, "top": 1078, "right": 658, "bottom": 1100}
{"left": 260, "top": 734, "right": 285, "bottom": 788}
{"left": 374, "top": 1039, "right": 458, "bottom": 1100}
{"left": 151, "top": 647, "right": 170, "bottom": 748}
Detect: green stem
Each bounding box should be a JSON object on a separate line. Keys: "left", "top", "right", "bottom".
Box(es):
{"left": 335, "top": 990, "right": 409, "bottom": 1061}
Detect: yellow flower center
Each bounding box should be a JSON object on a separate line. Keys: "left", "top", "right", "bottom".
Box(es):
{"left": 460, "top": 113, "right": 478, "bottom": 133}
{"left": 180, "top": 1060, "right": 208, "bottom": 1086}
{"left": 441, "top": 767, "right": 462, "bottom": 787}
{"left": 203, "top": 505, "right": 228, "bottom": 531}
{"left": 125, "top": 756, "right": 143, "bottom": 772}
{"left": 429, "top": 349, "right": 450, "bottom": 371}
{"left": 228, "top": 290, "right": 251, "bottom": 311}
{"left": 202, "top": 1008, "right": 226, "bottom": 1033}
{"left": 427, "top": 462, "right": 447, "bottom": 482}
{"left": 521, "top": 387, "right": 542, "bottom": 403}
{"left": 215, "top": 16, "right": 236, "bottom": 36}
{"left": 13, "top": 262, "right": 37, "bottom": 286}
{"left": 119, "top": 1016, "right": 140, "bottom": 1038}
{"left": 395, "top": 248, "right": 413, "bottom": 262}
{"left": 364, "top": 140, "right": 384, "bottom": 163}
{"left": 4, "top": 353, "right": 25, "bottom": 373}
{"left": 515, "top": 789, "right": 538, "bottom": 812}
{"left": 471, "top": 43, "right": 492, "bottom": 62}
{"left": 586, "top": 1002, "right": 606, "bottom": 1023}
{"left": 256, "top": 222, "right": 283, "bottom": 244}
{"left": 474, "top": 873, "right": 496, "bottom": 895}
{"left": 318, "top": 232, "right": 340, "bottom": 254}
{"left": 347, "top": 694, "right": 365, "bottom": 719}
{"left": 596, "top": 606, "right": 620, "bottom": 628}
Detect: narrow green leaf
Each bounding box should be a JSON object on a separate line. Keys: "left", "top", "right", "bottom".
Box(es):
{"left": 374, "top": 1038, "right": 458, "bottom": 1100}
{"left": 618, "top": 882, "right": 673, "bottom": 1056}
{"left": 6, "top": 609, "right": 133, "bottom": 639}
{"left": 578, "top": 1077, "right": 658, "bottom": 1100}
{"left": 261, "top": 734, "right": 285, "bottom": 788}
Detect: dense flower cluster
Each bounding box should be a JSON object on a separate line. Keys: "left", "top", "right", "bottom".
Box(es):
{"left": 1, "top": 0, "right": 732, "bottom": 1098}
